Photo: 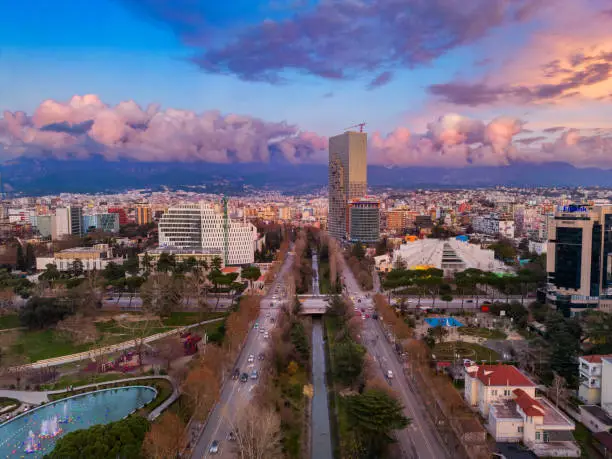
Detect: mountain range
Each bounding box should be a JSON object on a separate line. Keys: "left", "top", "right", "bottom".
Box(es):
{"left": 0, "top": 156, "right": 611, "bottom": 195}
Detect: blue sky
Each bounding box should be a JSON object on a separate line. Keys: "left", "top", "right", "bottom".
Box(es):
{"left": 1, "top": 0, "right": 611, "bottom": 167}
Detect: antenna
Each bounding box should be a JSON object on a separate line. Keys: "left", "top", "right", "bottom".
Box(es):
{"left": 343, "top": 122, "right": 367, "bottom": 133}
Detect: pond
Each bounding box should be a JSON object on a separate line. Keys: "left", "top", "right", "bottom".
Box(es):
{"left": 0, "top": 386, "right": 156, "bottom": 458}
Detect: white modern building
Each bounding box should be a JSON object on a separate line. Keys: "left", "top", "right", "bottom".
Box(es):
{"left": 375, "top": 238, "right": 509, "bottom": 275}
{"left": 158, "top": 202, "right": 257, "bottom": 265}
{"left": 51, "top": 206, "right": 83, "bottom": 239}
{"left": 473, "top": 214, "right": 515, "bottom": 239}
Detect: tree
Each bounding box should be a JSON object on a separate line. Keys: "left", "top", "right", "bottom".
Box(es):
{"left": 549, "top": 372, "right": 569, "bottom": 408}
{"left": 140, "top": 273, "right": 183, "bottom": 318}
{"left": 582, "top": 310, "right": 612, "bottom": 353}
{"left": 351, "top": 242, "right": 366, "bottom": 261}
{"left": 344, "top": 389, "right": 410, "bottom": 457}
{"left": 142, "top": 411, "right": 185, "bottom": 459}
{"left": 19, "top": 296, "right": 73, "bottom": 329}
{"left": 182, "top": 363, "right": 221, "bottom": 421}
{"left": 334, "top": 340, "right": 366, "bottom": 387}
{"left": 440, "top": 294, "right": 453, "bottom": 308}
{"left": 39, "top": 263, "right": 60, "bottom": 287}
{"left": 16, "top": 244, "right": 25, "bottom": 271}
{"left": 242, "top": 265, "right": 262, "bottom": 292}
{"left": 141, "top": 252, "right": 152, "bottom": 276}
{"left": 47, "top": 415, "right": 149, "bottom": 459}
{"left": 211, "top": 255, "right": 223, "bottom": 271}
{"left": 102, "top": 261, "right": 125, "bottom": 284}
{"left": 231, "top": 404, "right": 282, "bottom": 459}
{"left": 156, "top": 253, "right": 176, "bottom": 273}
{"left": 124, "top": 255, "right": 140, "bottom": 276}
{"left": 71, "top": 259, "right": 84, "bottom": 278}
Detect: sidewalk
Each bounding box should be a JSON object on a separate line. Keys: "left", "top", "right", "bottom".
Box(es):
{"left": 7, "top": 317, "right": 224, "bottom": 371}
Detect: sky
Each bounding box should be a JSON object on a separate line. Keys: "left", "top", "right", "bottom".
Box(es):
{"left": 1, "top": 0, "right": 612, "bottom": 168}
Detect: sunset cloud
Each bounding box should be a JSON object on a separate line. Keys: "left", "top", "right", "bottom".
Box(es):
{"left": 1, "top": 95, "right": 611, "bottom": 169}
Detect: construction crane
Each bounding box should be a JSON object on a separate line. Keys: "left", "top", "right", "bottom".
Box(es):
{"left": 343, "top": 122, "right": 366, "bottom": 133}
{"left": 221, "top": 195, "right": 229, "bottom": 266}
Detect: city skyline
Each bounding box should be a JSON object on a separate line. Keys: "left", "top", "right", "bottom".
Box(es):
{"left": 1, "top": 0, "right": 612, "bottom": 170}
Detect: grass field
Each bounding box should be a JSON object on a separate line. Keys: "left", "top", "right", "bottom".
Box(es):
{"left": 0, "top": 314, "right": 20, "bottom": 330}
{"left": 9, "top": 312, "right": 226, "bottom": 363}
{"left": 459, "top": 327, "right": 507, "bottom": 340}
{"left": 433, "top": 341, "right": 500, "bottom": 362}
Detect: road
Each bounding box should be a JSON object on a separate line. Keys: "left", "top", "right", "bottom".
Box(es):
{"left": 341, "top": 261, "right": 449, "bottom": 459}
{"left": 190, "top": 252, "right": 294, "bottom": 459}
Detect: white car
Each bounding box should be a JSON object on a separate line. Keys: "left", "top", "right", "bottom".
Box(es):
{"left": 247, "top": 354, "right": 255, "bottom": 363}
{"left": 387, "top": 370, "right": 394, "bottom": 379}
{"left": 264, "top": 332, "right": 269, "bottom": 339}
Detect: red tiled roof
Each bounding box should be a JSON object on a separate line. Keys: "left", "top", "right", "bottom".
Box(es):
{"left": 221, "top": 267, "right": 240, "bottom": 273}
{"left": 580, "top": 354, "right": 612, "bottom": 364}
{"left": 475, "top": 365, "right": 536, "bottom": 387}
{"left": 513, "top": 389, "right": 545, "bottom": 416}
{"left": 594, "top": 432, "right": 612, "bottom": 450}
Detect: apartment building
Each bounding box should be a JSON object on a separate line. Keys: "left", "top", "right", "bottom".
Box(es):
{"left": 465, "top": 363, "right": 579, "bottom": 457}
{"left": 472, "top": 213, "right": 515, "bottom": 239}
{"left": 348, "top": 198, "right": 380, "bottom": 243}
{"left": 578, "top": 355, "right": 612, "bottom": 405}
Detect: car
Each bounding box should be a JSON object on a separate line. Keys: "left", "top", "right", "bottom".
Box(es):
{"left": 240, "top": 372, "right": 249, "bottom": 382}
{"left": 232, "top": 368, "right": 240, "bottom": 380}
{"left": 264, "top": 332, "right": 269, "bottom": 339}
{"left": 270, "top": 317, "right": 275, "bottom": 323}
{"left": 247, "top": 354, "right": 255, "bottom": 363}
{"left": 260, "top": 327, "right": 265, "bottom": 334}
{"left": 258, "top": 353, "right": 265, "bottom": 360}
{"left": 254, "top": 322, "right": 259, "bottom": 329}
{"left": 361, "top": 314, "right": 366, "bottom": 320}
{"left": 466, "top": 300, "right": 474, "bottom": 303}
{"left": 387, "top": 370, "right": 394, "bottom": 379}
{"left": 209, "top": 440, "right": 219, "bottom": 454}
{"left": 358, "top": 299, "right": 361, "bottom": 303}
{"left": 250, "top": 370, "right": 258, "bottom": 380}
{"left": 227, "top": 431, "right": 237, "bottom": 442}
{"left": 365, "top": 314, "right": 370, "bottom": 319}
{"left": 266, "top": 312, "right": 271, "bottom": 317}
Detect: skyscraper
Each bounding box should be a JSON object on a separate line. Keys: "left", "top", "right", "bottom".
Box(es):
{"left": 328, "top": 131, "right": 367, "bottom": 239}
{"left": 547, "top": 204, "right": 612, "bottom": 313}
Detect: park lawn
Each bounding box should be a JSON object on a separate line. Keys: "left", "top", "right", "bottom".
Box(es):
{"left": 459, "top": 327, "right": 507, "bottom": 340}
{"left": 11, "top": 329, "right": 94, "bottom": 362}
{"left": 0, "top": 314, "right": 20, "bottom": 330}
{"left": 433, "top": 341, "right": 500, "bottom": 362}
{"left": 161, "top": 311, "right": 226, "bottom": 326}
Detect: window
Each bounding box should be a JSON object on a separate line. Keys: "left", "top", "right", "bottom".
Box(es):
{"left": 518, "top": 426, "right": 524, "bottom": 433}
{"left": 491, "top": 390, "right": 498, "bottom": 396}
{"left": 535, "top": 432, "right": 541, "bottom": 441}
{"left": 504, "top": 390, "right": 511, "bottom": 396}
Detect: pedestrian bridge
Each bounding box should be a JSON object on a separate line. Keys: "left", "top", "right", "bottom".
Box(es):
{"left": 297, "top": 295, "right": 330, "bottom": 315}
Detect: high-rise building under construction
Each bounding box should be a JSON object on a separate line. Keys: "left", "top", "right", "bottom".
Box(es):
{"left": 328, "top": 131, "right": 368, "bottom": 240}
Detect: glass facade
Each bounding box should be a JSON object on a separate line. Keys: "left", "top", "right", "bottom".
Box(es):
{"left": 553, "top": 227, "right": 582, "bottom": 290}
{"left": 603, "top": 215, "right": 612, "bottom": 291}
{"left": 591, "top": 223, "right": 602, "bottom": 296}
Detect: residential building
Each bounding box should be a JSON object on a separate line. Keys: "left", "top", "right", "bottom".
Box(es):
{"left": 348, "top": 198, "right": 380, "bottom": 243}
{"left": 136, "top": 205, "right": 152, "bottom": 225}
{"left": 603, "top": 357, "right": 612, "bottom": 416}
{"left": 464, "top": 364, "right": 537, "bottom": 417}
{"left": 158, "top": 202, "right": 257, "bottom": 265}
{"left": 51, "top": 207, "right": 70, "bottom": 240}
{"left": 36, "top": 244, "right": 122, "bottom": 272}
{"left": 472, "top": 213, "right": 515, "bottom": 239}
{"left": 108, "top": 207, "right": 129, "bottom": 225}
{"left": 465, "top": 363, "right": 579, "bottom": 457}
{"left": 578, "top": 355, "right": 612, "bottom": 405}
{"left": 69, "top": 206, "right": 83, "bottom": 237}
{"left": 83, "top": 213, "right": 120, "bottom": 233}
{"left": 328, "top": 130, "right": 367, "bottom": 240}
{"left": 546, "top": 204, "right": 612, "bottom": 312}
{"left": 386, "top": 209, "right": 407, "bottom": 232}
{"left": 32, "top": 215, "right": 52, "bottom": 238}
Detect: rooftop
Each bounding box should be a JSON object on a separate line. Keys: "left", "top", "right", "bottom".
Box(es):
{"left": 580, "top": 405, "right": 612, "bottom": 425}
{"left": 147, "top": 246, "right": 222, "bottom": 255}
{"left": 580, "top": 354, "right": 612, "bottom": 364}
{"left": 514, "top": 389, "right": 545, "bottom": 417}
{"left": 468, "top": 364, "right": 536, "bottom": 388}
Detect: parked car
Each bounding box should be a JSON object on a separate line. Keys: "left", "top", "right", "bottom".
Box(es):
{"left": 387, "top": 370, "right": 394, "bottom": 379}
{"left": 232, "top": 368, "right": 240, "bottom": 380}
{"left": 258, "top": 353, "right": 265, "bottom": 361}
{"left": 209, "top": 440, "right": 219, "bottom": 454}
{"left": 240, "top": 373, "right": 249, "bottom": 382}
{"left": 264, "top": 332, "right": 269, "bottom": 339}
{"left": 250, "top": 370, "right": 258, "bottom": 380}
{"left": 247, "top": 354, "right": 254, "bottom": 363}
{"left": 227, "top": 431, "right": 237, "bottom": 442}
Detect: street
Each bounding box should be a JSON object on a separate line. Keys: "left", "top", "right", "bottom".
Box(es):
{"left": 190, "top": 252, "right": 294, "bottom": 458}
{"left": 341, "top": 261, "right": 449, "bottom": 459}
